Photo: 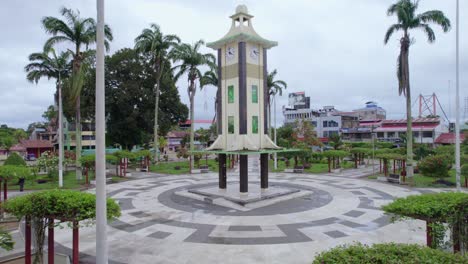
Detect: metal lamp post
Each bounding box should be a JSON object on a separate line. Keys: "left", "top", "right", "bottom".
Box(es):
{"left": 274, "top": 94, "right": 277, "bottom": 169}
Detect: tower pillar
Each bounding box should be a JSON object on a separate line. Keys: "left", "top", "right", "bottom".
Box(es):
{"left": 218, "top": 154, "right": 227, "bottom": 189}
{"left": 260, "top": 153, "right": 268, "bottom": 189}
{"left": 239, "top": 155, "right": 248, "bottom": 193}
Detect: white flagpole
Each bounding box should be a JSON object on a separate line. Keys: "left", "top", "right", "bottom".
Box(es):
{"left": 455, "top": 0, "right": 461, "bottom": 191}
{"left": 96, "top": 0, "right": 108, "bottom": 262}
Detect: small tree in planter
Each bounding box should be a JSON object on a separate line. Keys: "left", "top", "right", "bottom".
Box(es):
{"left": 418, "top": 155, "right": 452, "bottom": 185}
{"left": 382, "top": 192, "right": 468, "bottom": 252}
{"left": 3, "top": 190, "right": 121, "bottom": 264}
{"left": 322, "top": 150, "right": 349, "bottom": 172}
{"left": 350, "top": 148, "right": 370, "bottom": 168}
{"left": 0, "top": 165, "right": 33, "bottom": 199}
{"left": 113, "top": 150, "right": 135, "bottom": 177}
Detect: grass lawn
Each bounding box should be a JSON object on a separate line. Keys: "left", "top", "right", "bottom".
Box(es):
{"left": 269, "top": 159, "right": 354, "bottom": 174}
{"left": 7, "top": 170, "right": 129, "bottom": 191}
{"left": 150, "top": 159, "right": 219, "bottom": 175}
{"left": 367, "top": 169, "right": 464, "bottom": 188}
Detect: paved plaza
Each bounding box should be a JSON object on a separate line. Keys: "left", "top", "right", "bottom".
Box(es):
{"left": 46, "top": 160, "right": 435, "bottom": 264}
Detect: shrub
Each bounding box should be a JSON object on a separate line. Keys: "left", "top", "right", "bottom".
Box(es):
{"left": 0, "top": 165, "right": 33, "bottom": 181}
{"left": 0, "top": 227, "right": 14, "bottom": 251}
{"left": 312, "top": 243, "right": 467, "bottom": 264}
{"left": 4, "top": 152, "right": 26, "bottom": 166}
{"left": 418, "top": 155, "right": 451, "bottom": 180}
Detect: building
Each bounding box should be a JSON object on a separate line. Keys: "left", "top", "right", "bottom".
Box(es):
{"left": 374, "top": 118, "right": 448, "bottom": 144}
{"left": 283, "top": 103, "right": 360, "bottom": 139}
{"left": 19, "top": 139, "right": 54, "bottom": 158}
{"left": 64, "top": 121, "right": 96, "bottom": 150}
{"left": 353, "top": 101, "right": 386, "bottom": 120}
{"left": 166, "top": 131, "right": 204, "bottom": 152}
{"left": 341, "top": 119, "right": 382, "bottom": 142}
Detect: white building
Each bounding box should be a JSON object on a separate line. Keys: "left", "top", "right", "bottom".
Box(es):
{"left": 374, "top": 118, "right": 448, "bottom": 144}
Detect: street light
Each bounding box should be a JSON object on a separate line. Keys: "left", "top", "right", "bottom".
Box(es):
{"left": 58, "top": 72, "right": 64, "bottom": 188}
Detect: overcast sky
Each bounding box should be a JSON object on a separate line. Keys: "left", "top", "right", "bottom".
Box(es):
{"left": 0, "top": 0, "right": 466, "bottom": 130}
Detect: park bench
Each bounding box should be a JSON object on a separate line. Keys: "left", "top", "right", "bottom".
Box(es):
{"left": 293, "top": 166, "right": 304, "bottom": 173}
{"left": 387, "top": 173, "right": 400, "bottom": 184}
{"left": 199, "top": 165, "right": 209, "bottom": 173}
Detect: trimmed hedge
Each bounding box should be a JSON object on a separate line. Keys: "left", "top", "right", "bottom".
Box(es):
{"left": 0, "top": 165, "right": 33, "bottom": 180}
{"left": 382, "top": 192, "right": 468, "bottom": 222}
{"left": 4, "top": 152, "right": 26, "bottom": 166}
{"left": 312, "top": 243, "right": 468, "bottom": 264}
{"left": 3, "top": 189, "right": 121, "bottom": 222}
{"left": 418, "top": 155, "right": 451, "bottom": 179}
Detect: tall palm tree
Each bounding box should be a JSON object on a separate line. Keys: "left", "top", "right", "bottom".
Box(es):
{"left": 384, "top": 0, "right": 450, "bottom": 177}
{"left": 134, "top": 24, "right": 180, "bottom": 162}
{"left": 42, "top": 7, "right": 113, "bottom": 179}
{"left": 200, "top": 66, "right": 218, "bottom": 128}
{"left": 172, "top": 40, "right": 215, "bottom": 171}
{"left": 267, "top": 69, "right": 287, "bottom": 137}
{"left": 25, "top": 48, "right": 71, "bottom": 102}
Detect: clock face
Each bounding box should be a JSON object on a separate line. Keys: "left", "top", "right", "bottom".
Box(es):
{"left": 226, "top": 46, "right": 235, "bottom": 60}
{"left": 250, "top": 47, "right": 260, "bottom": 60}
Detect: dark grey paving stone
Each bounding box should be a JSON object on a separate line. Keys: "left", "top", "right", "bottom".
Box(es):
{"left": 324, "top": 230, "right": 347, "bottom": 238}
{"left": 338, "top": 220, "right": 366, "bottom": 228}
{"left": 344, "top": 210, "right": 365, "bottom": 218}
{"left": 228, "top": 225, "right": 262, "bottom": 231}
{"left": 129, "top": 211, "right": 152, "bottom": 218}
{"left": 351, "top": 191, "right": 365, "bottom": 195}
{"left": 148, "top": 231, "right": 172, "bottom": 239}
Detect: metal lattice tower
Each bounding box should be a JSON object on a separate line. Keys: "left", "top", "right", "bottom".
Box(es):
{"left": 418, "top": 93, "right": 450, "bottom": 123}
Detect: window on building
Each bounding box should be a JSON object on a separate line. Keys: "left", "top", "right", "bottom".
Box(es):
{"left": 377, "top": 132, "right": 384, "bottom": 138}
{"left": 387, "top": 132, "right": 395, "bottom": 138}
{"left": 251, "top": 85, "right": 258, "bottom": 103}
{"left": 312, "top": 121, "right": 317, "bottom": 127}
{"left": 413, "top": 132, "right": 419, "bottom": 138}
{"left": 228, "top": 85, "right": 234, "bottom": 103}
{"left": 252, "top": 116, "right": 258, "bottom": 134}
{"left": 228, "top": 116, "right": 234, "bottom": 134}
{"left": 323, "top": 121, "right": 328, "bottom": 128}
{"left": 329, "top": 131, "right": 339, "bottom": 137}
{"left": 323, "top": 131, "right": 328, "bottom": 137}
{"left": 329, "top": 120, "right": 338, "bottom": 127}
{"left": 423, "top": 131, "right": 433, "bottom": 138}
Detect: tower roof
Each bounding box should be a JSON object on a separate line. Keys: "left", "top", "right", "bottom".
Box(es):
{"left": 207, "top": 5, "right": 278, "bottom": 50}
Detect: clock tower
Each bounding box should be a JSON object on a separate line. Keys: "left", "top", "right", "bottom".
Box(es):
{"left": 206, "top": 5, "right": 280, "bottom": 193}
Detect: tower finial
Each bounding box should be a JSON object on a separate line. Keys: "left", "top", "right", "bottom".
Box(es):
{"left": 235, "top": 4, "right": 248, "bottom": 15}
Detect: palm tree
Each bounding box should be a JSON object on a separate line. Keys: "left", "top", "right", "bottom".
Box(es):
{"left": 134, "top": 24, "right": 180, "bottom": 162}
{"left": 25, "top": 48, "right": 71, "bottom": 186}
{"left": 25, "top": 48, "right": 71, "bottom": 103}
{"left": 172, "top": 40, "right": 215, "bottom": 171}
{"left": 267, "top": 69, "right": 287, "bottom": 137}
{"left": 384, "top": 0, "right": 450, "bottom": 177}
{"left": 42, "top": 7, "right": 113, "bottom": 179}
{"left": 200, "top": 66, "right": 219, "bottom": 128}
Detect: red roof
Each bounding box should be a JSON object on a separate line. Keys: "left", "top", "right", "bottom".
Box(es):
{"left": 435, "top": 133, "right": 465, "bottom": 144}
{"left": 19, "top": 140, "right": 53, "bottom": 149}
{"left": 9, "top": 144, "right": 26, "bottom": 152}
{"left": 382, "top": 118, "right": 439, "bottom": 124}
{"left": 319, "top": 137, "right": 329, "bottom": 143}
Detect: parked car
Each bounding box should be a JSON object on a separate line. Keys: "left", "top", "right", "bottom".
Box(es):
{"left": 25, "top": 153, "right": 36, "bottom": 161}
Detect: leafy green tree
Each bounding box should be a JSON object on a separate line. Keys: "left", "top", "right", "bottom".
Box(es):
{"left": 42, "top": 7, "right": 113, "bottom": 179}
{"left": 384, "top": 0, "right": 451, "bottom": 177}
{"left": 329, "top": 134, "right": 343, "bottom": 150}
{"left": 172, "top": 40, "right": 215, "bottom": 170}
{"left": 79, "top": 48, "right": 188, "bottom": 148}
{"left": 13, "top": 129, "right": 28, "bottom": 142}
{"left": 2, "top": 137, "right": 15, "bottom": 156}
{"left": 418, "top": 155, "right": 452, "bottom": 182}
{"left": 267, "top": 69, "right": 287, "bottom": 137}
{"left": 4, "top": 152, "right": 27, "bottom": 166}
{"left": 135, "top": 24, "right": 180, "bottom": 162}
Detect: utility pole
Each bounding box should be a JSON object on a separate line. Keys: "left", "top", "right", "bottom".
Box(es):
{"left": 95, "top": 0, "right": 108, "bottom": 262}
{"left": 455, "top": 0, "right": 461, "bottom": 191}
